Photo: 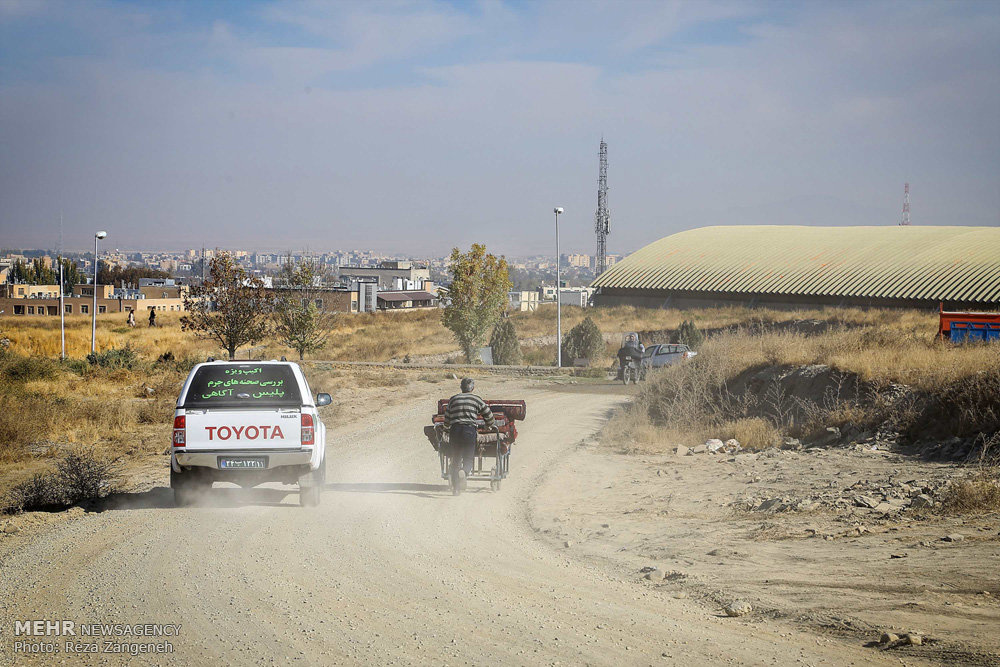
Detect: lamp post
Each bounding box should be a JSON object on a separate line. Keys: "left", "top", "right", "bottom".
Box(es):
{"left": 59, "top": 256, "right": 65, "bottom": 360}
{"left": 554, "top": 207, "right": 563, "bottom": 367}
{"left": 92, "top": 231, "right": 107, "bottom": 354}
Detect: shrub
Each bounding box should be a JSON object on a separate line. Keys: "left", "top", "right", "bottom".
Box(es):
{"left": 62, "top": 358, "right": 91, "bottom": 376}
{"left": 940, "top": 470, "right": 1000, "bottom": 514}
{"left": 675, "top": 320, "right": 704, "bottom": 350}
{"left": 490, "top": 319, "right": 522, "bottom": 365}
{"left": 2, "top": 354, "right": 60, "bottom": 382}
{"left": 2, "top": 450, "right": 127, "bottom": 513}
{"left": 4, "top": 473, "right": 63, "bottom": 513}
{"left": 562, "top": 316, "right": 603, "bottom": 363}
{"left": 54, "top": 450, "right": 127, "bottom": 504}
{"left": 154, "top": 350, "right": 199, "bottom": 373}
{"left": 86, "top": 344, "right": 141, "bottom": 370}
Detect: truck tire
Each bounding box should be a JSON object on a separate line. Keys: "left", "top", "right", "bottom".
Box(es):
{"left": 171, "top": 468, "right": 203, "bottom": 507}
{"left": 299, "top": 457, "right": 325, "bottom": 508}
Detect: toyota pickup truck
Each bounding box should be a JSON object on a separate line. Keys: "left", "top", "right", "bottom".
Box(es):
{"left": 170, "top": 360, "right": 331, "bottom": 507}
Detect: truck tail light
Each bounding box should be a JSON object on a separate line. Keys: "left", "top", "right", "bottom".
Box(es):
{"left": 172, "top": 416, "right": 186, "bottom": 447}
{"left": 301, "top": 414, "right": 315, "bottom": 446}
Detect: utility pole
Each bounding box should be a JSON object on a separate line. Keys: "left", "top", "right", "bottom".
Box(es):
{"left": 59, "top": 212, "right": 65, "bottom": 360}
{"left": 594, "top": 139, "right": 610, "bottom": 275}
{"left": 91, "top": 231, "right": 107, "bottom": 354}
{"left": 554, "top": 207, "right": 563, "bottom": 368}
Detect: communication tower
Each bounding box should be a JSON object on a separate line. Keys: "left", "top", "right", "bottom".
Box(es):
{"left": 594, "top": 139, "right": 610, "bottom": 275}
{"left": 900, "top": 182, "right": 911, "bottom": 226}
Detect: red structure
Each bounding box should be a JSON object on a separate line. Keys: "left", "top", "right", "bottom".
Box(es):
{"left": 939, "top": 303, "right": 1000, "bottom": 341}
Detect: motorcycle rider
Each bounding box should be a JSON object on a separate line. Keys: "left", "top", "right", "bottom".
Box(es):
{"left": 443, "top": 378, "right": 496, "bottom": 492}
{"left": 617, "top": 334, "right": 645, "bottom": 380}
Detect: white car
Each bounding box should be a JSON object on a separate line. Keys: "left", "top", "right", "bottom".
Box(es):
{"left": 170, "top": 360, "right": 330, "bottom": 507}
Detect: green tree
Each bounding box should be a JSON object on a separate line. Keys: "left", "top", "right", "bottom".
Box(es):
{"left": 441, "top": 244, "right": 512, "bottom": 363}
{"left": 675, "top": 320, "right": 704, "bottom": 349}
{"left": 180, "top": 253, "right": 275, "bottom": 360}
{"left": 561, "top": 316, "right": 604, "bottom": 363}
{"left": 56, "top": 257, "right": 84, "bottom": 295}
{"left": 97, "top": 263, "right": 170, "bottom": 287}
{"left": 489, "top": 318, "right": 522, "bottom": 365}
{"left": 9, "top": 258, "right": 57, "bottom": 285}
{"left": 273, "top": 255, "right": 336, "bottom": 360}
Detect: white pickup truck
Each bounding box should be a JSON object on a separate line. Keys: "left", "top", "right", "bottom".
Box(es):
{"left": 170, "top": 360, "right": 331, "bottom": 507}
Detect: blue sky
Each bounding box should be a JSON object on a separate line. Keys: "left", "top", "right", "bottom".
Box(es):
{"left": 1, "top": 0, "right": 998, "bottom": 255}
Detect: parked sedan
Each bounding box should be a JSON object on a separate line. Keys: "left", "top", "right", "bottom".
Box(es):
{"left": 643, "top": 344, "right": 697, "bottom": 368}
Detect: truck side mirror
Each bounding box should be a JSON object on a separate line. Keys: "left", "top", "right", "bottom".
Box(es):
{"left": 316, "top": 393, "right": 332, "bottom": 407}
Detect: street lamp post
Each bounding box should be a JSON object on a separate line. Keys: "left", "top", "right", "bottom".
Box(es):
{"left": 554, "top": 207, "right": 563, "bottom": 367}
{"left": 92, "top": 231, "right": 107, "bottom": 354}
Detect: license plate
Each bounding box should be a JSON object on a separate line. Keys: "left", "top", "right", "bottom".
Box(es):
{"left": 219, "top": 457, "right": 267, "bottom": 469}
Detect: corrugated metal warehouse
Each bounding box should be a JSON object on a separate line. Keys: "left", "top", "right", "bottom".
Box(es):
{"left": 592, "top": 226, "right": 1000, "bottom": 310}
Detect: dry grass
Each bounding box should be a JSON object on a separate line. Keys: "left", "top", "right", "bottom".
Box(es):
{"left": 2, "top": 310, "right": 457, "bottom": 363}
{"left": 718, "top": 417, "right": 783, "bottom": 451}
{"left": 602, "top": 314, "right": 1000, "bottom": 455}
{"left": 940, "top": 470, "right": 1000, "bottom": 514}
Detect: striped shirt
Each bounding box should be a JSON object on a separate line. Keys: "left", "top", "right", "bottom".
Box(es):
{"left": 443, "top": 393, "right": 495, "bottom": 432}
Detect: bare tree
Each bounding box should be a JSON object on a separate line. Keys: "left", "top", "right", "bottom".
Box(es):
{"left": 273, "top": 255, "right": 336, "bottom": 360}
{"left": 181, "top": 253, "right": 275, "bottom": 360}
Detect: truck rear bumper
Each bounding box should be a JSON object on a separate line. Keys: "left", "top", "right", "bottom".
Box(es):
{"left": 173, "top": 448, "right": 314, "bottom": 470}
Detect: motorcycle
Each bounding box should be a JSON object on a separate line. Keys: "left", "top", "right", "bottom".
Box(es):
{"left": 621, "top": 357, "right": 645, "bottom": 385}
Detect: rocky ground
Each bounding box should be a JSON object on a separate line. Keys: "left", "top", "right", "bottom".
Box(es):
{"left": 531, "top": 435, "right": 1000, "bottom": 665}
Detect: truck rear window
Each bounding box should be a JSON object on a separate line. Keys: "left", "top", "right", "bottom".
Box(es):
{"left": 184, "top": 364, "right": 302, "bottom": 408}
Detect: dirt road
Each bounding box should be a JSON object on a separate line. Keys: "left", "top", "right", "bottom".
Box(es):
{"left": 1, "top": 380, "right": 916, "bottom": 665}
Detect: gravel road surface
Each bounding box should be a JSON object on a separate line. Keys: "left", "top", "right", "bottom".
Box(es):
{"left": 1, "top": 381, "right": 907, "bottom": 665}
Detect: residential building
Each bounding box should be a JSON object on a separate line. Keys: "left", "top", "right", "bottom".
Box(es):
{"left": 377, "top": 290, "right": 438, "bottom": 311}
{"left": 338, "top": 260, "right": 430, "bottom": 290}
{"left": 1, "top": 284, "right": 61, "bottom": 299}
{"left": 509, "top": 290, "right": 540, "bottom": 312}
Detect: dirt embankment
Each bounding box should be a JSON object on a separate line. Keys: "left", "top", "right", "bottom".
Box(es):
{"left": 532, "top": 438, "right": 1000, "bottom": 665}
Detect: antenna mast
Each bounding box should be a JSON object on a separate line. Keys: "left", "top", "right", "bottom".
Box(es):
{"left": 899, "top": 182, "right": 911, "bottom": 226}
{"left": 594, "top": 139, "right": 610, "bottom": 275}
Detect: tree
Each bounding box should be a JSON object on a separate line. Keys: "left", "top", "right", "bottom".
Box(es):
{"left": 97, "top": 263, "right": 170, "bottom": 287}
{"left": 675, "top": 320, "right": 704, "bottom": 349}
{"left": 180, "top": 253, "right": 275, "bottom": 360}
{"left": 441, "top": 244, "right": 512, "bottom": 363}
{"left": 56, "top": 257, "right": 84, "bottom": 295}
{"left": 490, "top": 318, "right": 522, "bottom": 365}
{"left": 9, "top": 258, "right": 56, "bottom": 285}
{"left": 561, "top": 316, "right": 604, "bottom": 363}
{"left": 273, "top": 255, "right": 336, "bottom": 360}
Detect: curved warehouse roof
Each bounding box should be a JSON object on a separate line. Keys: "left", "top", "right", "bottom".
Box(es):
{"left": 592, "top": 226, "right": 1000, "bottom": 304}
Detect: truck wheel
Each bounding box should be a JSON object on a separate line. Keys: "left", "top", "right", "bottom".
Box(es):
{"left": 299, "top": 458, "right": 324, "bottom": 507}
{"left": 171, "top": 469, "right": 201, "bottom": 507}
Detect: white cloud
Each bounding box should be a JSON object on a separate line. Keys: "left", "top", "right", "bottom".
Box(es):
{"left": 1, "top": 1, "right": 997, "bottom": 253}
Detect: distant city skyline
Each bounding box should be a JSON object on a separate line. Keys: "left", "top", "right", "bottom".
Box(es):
{"left": 2, "top": 1, "right": 998, "bottom": 256}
